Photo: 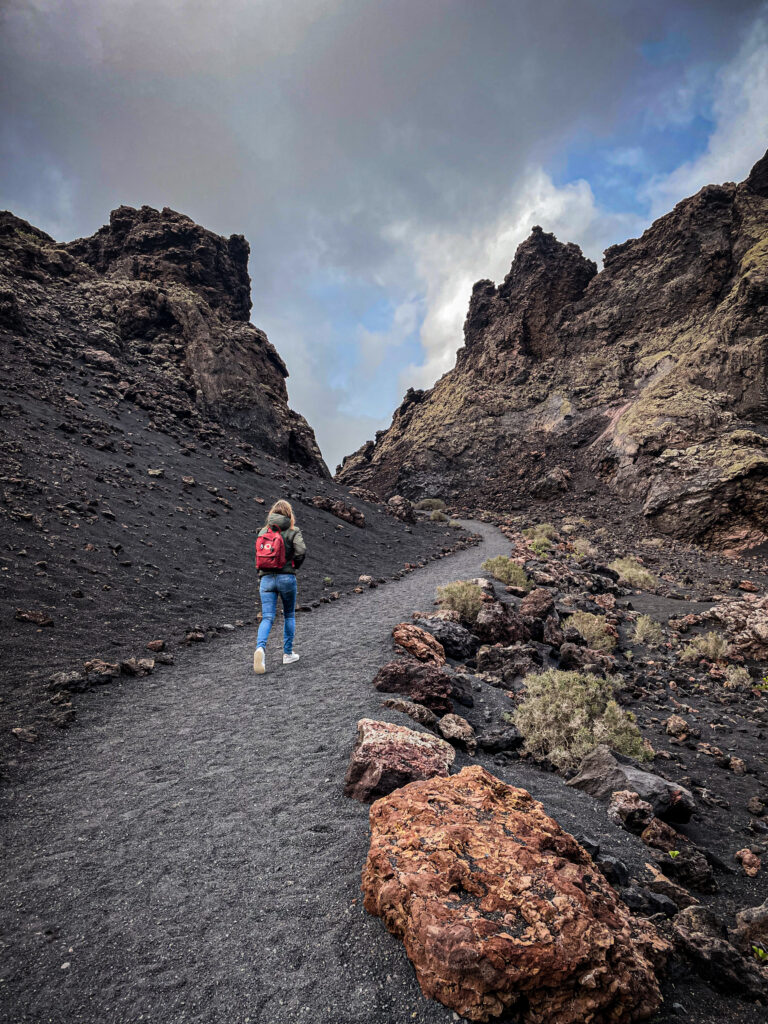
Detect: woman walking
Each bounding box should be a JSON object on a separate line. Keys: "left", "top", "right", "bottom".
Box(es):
{"left": 254, "top": 500, "right": 306, "bottom": 674}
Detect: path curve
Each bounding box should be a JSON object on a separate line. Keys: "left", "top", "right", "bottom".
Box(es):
{"left": 0, "top": 522, "right": 660, "bottom": 1024}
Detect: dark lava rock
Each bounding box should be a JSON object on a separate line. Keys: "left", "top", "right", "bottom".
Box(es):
{"left": 673, "top": 906, "right": 768, "bottom": 1001}
{"left": 476, "top": 725, "right": 524, "bottom": 754}
{"left": 416, "top": 618, "right": 480, "bottom": 660}
{"left": 373, "top": 660, "right": 456, "bottom": 715}
{"left": 475, "top": 642, "right": 543, "bottom": 684}
{"left": 568, "top": 745, "right": 695, "bottom": 824}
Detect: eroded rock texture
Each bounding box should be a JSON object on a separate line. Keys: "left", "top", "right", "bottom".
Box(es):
{"left": 338, "top": 151, "right": 768, "bottom": 550}
{"left": 1, "top": 204, "right": 327, "bottom": 472}
{"left": 343, "top": 718, "right": 454, "bottom": 802}
{"left": 362, "top": 765, "right": 669, "bottom": 1023}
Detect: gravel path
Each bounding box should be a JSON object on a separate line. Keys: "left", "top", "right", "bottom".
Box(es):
{"left": 0, "top": 522, "right": 744, "bottom": 1024}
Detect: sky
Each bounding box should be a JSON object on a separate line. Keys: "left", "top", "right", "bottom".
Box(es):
{"left": 2, "top": 1, "right": 768, "bottom": 470}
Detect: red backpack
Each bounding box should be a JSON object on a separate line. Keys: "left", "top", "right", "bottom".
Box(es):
{"left": 255, "top": 525, "right": 287, "bottom": 570}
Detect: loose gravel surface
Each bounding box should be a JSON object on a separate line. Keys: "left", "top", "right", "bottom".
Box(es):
{"left": 0, "top": 523, "right": 762, "bottom": 1024}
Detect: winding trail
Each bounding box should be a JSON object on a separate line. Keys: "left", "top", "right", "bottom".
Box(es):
{"left": 0, "top": 522, "right": 653, "bottom": 1024}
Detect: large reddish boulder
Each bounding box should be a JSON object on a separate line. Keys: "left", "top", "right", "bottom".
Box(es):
{"left": 373, "top": 660, "right": 455, "bottom": 714}
{"left": 392, "top": 623, "right": 446, "bottom": 663}
{"left": 362, "top": 766, "right": 669, "bottom": 1023}
{"left": 343, "top": 718, "right": 455, "bottom": 803}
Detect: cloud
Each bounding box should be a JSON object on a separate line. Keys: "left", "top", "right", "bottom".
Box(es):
{"left": 643, "top": 9, "right": 768, "bottom": 216}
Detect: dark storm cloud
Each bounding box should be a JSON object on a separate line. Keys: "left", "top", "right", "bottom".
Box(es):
{"left": 1, "top": 0, "right": 765, "bottom": 465}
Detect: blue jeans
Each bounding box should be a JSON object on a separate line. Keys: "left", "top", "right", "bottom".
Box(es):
{"left": 257, "top": 574, "right": 297, "bottom": 654}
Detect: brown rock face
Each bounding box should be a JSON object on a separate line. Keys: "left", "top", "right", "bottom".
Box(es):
{"left": 337, "top": 152, "right": 768, "bottom": 550}
{"left": 362, "top": 766, "right": 669, "bottom": 1023}
{"left": 1, "top": 206, "right": 327, "bottom": 473}
{"left": 372, "top": 660, "right": 456, "bottom": 714}
{"left": 343, "top": 718, "right": 454, "bottom": 802}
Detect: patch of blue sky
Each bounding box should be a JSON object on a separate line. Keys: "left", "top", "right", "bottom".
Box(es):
{"left": 640, "top": 31, "right": 691, "bottom": 66}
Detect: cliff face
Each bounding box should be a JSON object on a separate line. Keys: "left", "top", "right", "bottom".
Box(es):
{"left": 1, "top": 204, "right": 327, "bottom": 472}
{"left": 338, "top": 150, "right": 768, "bottom": 550}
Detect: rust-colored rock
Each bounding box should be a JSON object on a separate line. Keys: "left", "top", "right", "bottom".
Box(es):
{"left": 437, "top": 713, "right": 476, "bottom": 754}
{"left": 518, "top": 587, "right": 555, "bottom": 619}
{"left": 343, "top": 718, "right": 454, "bottom": 803}
{"left": 607, "top": 790, "right": 655, "bottom": 834}
{"left": 735, "top": 848, "right": 761, "bottom": 877}
{"left": 310, "top": 495, "right": 365, "bottom": 528}
{"left": 362, "top": 765, "right": 669, "bottom": 1023}
{"left": 392, "top": 623, "right": 446, "bottom": 664}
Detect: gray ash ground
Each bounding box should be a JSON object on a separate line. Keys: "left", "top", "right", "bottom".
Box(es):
{"left": 0, "top": 366, "right": 469, "bottom": 763}
{"left": 1, "top": 522, "right": 766, "bottom": 1024}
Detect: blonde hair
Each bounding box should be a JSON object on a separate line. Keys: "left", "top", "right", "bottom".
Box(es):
{"left": 269, "top": 499, "right": 296, "bottom": 528}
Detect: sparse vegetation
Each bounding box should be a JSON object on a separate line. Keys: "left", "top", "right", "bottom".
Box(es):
{"left": 323, "top": 576, "right": 333, "bottom": 586}
{"left": 481, "top": 556, "right": 530, "bottom": 589}
{"left": 632, "top": 614, "right": 663, "bottom": 646}
{"left": 568, "top": 610, "right": 616, "bottom": 651}
{"left": 530, "top": 538, "right": 551, "bottom": 558}
{"left": 680, "top": 631, "right": 729, "bottom": 664}
{"left": 609, "top": 556, "right": 658, "bottom": 590}
{"left": 416, "top": 498, "right": 446, "bottom": 511}
{"left": 436, "top": 580, "right": 484, "bottom": 623}
{"left": 448, "top": 519, "right": 462, "bottom": 528}
{"left": 512, "top": 669, "right": 651, "bottom": 771}
{"left": 523, "top": 522, "right": 558, "bottom": 542}
{"left": 430, "top": 509, "right": 448, "bottom": 522}
{"left": 724, "top": 664, "right": 751, "bottom": 689}
{"left": 572, "top": 537, "right": 596, "bottom": 557}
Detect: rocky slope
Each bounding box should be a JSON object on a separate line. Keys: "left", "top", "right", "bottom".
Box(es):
{"left": 0, "top": 205, "right": 470, "bottom": 754}
{"left": 338, "top": 150, "right": 768, "bottom": 552}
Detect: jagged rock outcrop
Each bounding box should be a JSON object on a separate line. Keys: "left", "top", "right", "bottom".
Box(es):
{"left": 338, "top": 151, "right": 768, "bottom": 549}
{"left": 1, "top": 204, "right": 328, "bottom": 472}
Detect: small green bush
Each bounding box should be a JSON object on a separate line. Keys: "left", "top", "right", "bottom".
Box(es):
{"left": 430, "top": 509, "right": 448, "bottom": 522}
{"left": 632, "top": 614, "right": 663, "bottom": 646}
{"left": 436, "top": 580, "right": 484, "bottom": 623}
{"left": 523, "top": 522, "right": 558, "bottom": 542}
{"left": 680, "top": 631, "right": 729, "bottom": 664}
{"left": 323, "top": 576, "right": 333, "bottom": 586}
{"left": 609, "top": 556, "right": 657, "bottom": 590}
{"left": 448, "top": 519, "right": 462, "bottom": 529}
{"left": 512, "top": 669, "right": 651, "bottom": 771}
{"left": 416, "top": 498, "right": 446, "bottom": 511}
{"left": 481, "top": 556, "right": 530, "bottom": 589}
{"left": 568, "top": 610, "right": 616, "bottom": 651}
{"left": 530, "top": 537, "right": 552, "bottom": 558}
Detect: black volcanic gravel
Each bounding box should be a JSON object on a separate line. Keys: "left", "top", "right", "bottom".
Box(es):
{"left": 0, "top": 523, "right": 765, "bottom": 1024}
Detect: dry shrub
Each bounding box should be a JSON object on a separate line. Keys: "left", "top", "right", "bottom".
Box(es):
{"left": 568, "top": 610, "right": 616, "bottom": 651}
{"left": 436, "top": 580, "right": 484, "bottom": 624}
{"left": 430, "top": 509, "right": 448, "bottom": 522}
{"left": 416, "top": 498, "right": 446, "bottom": 511}
{"left": 572, "top": 537, "right": 596, "bottom": 557}
{"left": 724, "top": 664, "right": 751, "bottom": 689}
{"left": 609, "top": 556, "right": 658, "bottom": 590}
{"left": 680, "top": 631, "right": 730, "bottom": 664}
{"left": 512, "top": 669, "right": 651, "bottom": 771}
{"left": 523, "top": 522, "right": 558, "bottom": 542}
{"left": 633, "top": 614, "right": 663, "bottom": 647}
{"left": 481, "top": 556, "right": 530, "bottom": 589}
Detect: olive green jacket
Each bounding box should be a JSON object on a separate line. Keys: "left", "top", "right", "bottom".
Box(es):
{"left": 257, "top": 512, "right": 306, "bottom": 578}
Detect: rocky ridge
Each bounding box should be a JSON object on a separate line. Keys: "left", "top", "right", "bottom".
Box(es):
{"left": 338, "top": 150, "right": 768, "bottom": 552}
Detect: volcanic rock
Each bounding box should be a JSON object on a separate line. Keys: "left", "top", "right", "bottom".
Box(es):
{"left": 607, "top": 790, "right": 655, "bottom": 834}
{"left": 343, "top": 718, "right": 454, "bottom": 803}
{"left": 672, "top": 906, "right": 768, "bottom": 1001}
{"left": 518, "top": 587, "right": 555, "bottom": 619}
{"left": 373, "top": 660, "right": 455, "bottom": 714}
{"left": 568, "top": 744, "right": 695, "bottom": 823}
{"left": 413, "top": 617, "right": 479, "bottom": 659}
{"left": 338, "top": 152, "right": 768, "bottom": 551}
{"left": 380, "top": 698, "right": 440, "bottom": 731}
{"left": 362, "top": 766, "right": 670, "bottom": 1023}
{"left": 474, "top": 601, "right": 530, "bottom": 644}
{"left": 391, "top": 623, "right": 446, "bottom": 664}
{"left": 310, "top": 495, "right": 365, "bottom": 528}
{"left": 437, "top": 713, "right": 476, "bottom": 754}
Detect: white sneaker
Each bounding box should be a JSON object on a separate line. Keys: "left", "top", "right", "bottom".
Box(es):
{"left": 283, "top": 652, "right": 300, "bottom": 665}
{"left": 253, "top": 648, "right": 266, "bottom": 674}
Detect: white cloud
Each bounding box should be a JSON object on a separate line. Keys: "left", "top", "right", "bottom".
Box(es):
{"left": 643, "top": 11, "right": 768, "bottom": 217}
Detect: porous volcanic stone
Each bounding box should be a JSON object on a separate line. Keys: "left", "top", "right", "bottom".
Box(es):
{"left": 343, "top": 718, "right": 454, "bottom": 803}
{"left": 414, "top": 618, "right": 480, "bottom": 660}
{"left": 392, "top": 623, "right": 446, "bottom": 664}
{"left": 362, "top": 765, "right": 670, "bottom": 1023}
{"left": 673, "top": 906, "right": 768, "bottom": 1001}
